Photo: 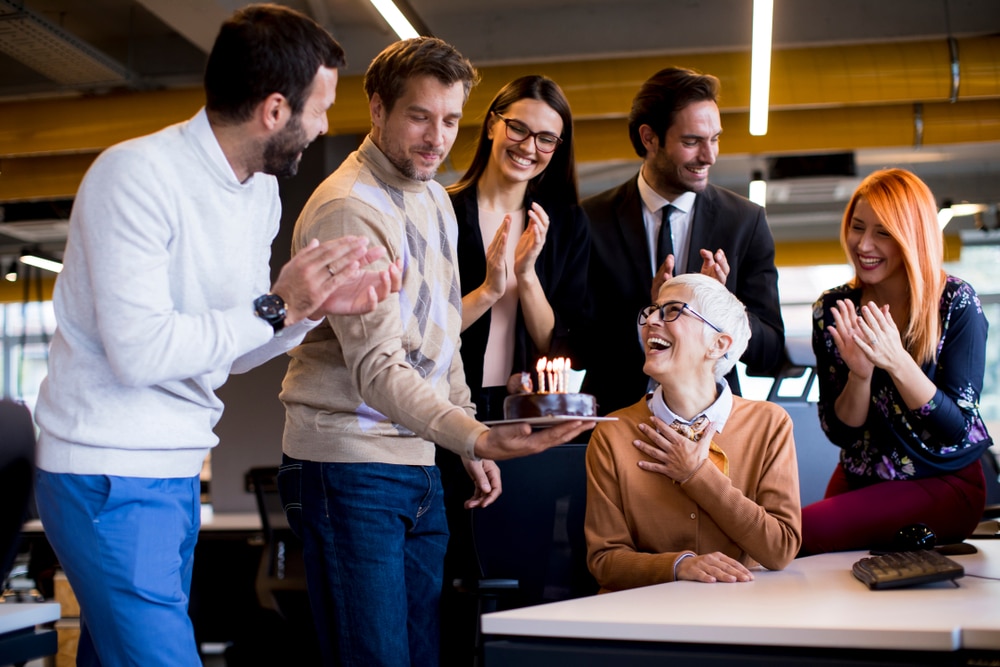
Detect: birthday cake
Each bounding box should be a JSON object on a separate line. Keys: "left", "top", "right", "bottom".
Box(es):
{"left": 502, "top": 356, "right": 597, "bottom": 420}
{"left": 503, "top": 392, "right": 598, "bottom": 420}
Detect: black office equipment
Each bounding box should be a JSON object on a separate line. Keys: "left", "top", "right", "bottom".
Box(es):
{"left": 890, "top": 523, "right": 937, "bottom": 551}
{"left": 0, "top": 400, "right": 36, "bottom": 587}
{"left": 852, "top": 549, "right": 964, "bottom": 590}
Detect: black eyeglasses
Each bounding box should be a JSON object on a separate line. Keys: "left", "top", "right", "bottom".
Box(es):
{"left": 493, "top": 112, "right": 563, "bottom": 153}
{"left": 637, "top": 301, "right": 724, "bottom": 333}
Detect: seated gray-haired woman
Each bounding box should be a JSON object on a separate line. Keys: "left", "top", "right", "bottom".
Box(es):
{"left": 585, "top": 273, "right": 801, "bottom": 592}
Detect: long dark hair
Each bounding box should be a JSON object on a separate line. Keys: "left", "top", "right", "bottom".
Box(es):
{"left": 449, "top": 75, "right": 579, "bottom": 208}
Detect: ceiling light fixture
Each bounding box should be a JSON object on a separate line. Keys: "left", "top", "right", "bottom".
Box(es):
{"left": 938, "top": 200, "right": 987, "bottom": 229}
{"left": 749, "top": 0, "right": 773, "bottom": 136}
{"left": 19, "top": 249, "right": 63, "bottom": 274}
{"left": 369, "top": 0, "right": 420, "bottom": 40}
{"left": 749, "top": 170, "right": 767, "bottom": 207}
{"left": 4, "top": 261, "right": 17, "bottom": 282}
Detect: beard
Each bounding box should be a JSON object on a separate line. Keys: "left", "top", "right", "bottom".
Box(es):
{"left": 263, "top": 113, "right": 310, "bottom": 179}
{"left": 379, "top": 133, "right": 442, "bottom": 182}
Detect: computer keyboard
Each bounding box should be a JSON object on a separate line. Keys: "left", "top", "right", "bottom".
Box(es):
{"left": 851, "top": 549, "right": 965, "bottom": 590}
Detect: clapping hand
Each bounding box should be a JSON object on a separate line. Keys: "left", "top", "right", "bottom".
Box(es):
{"left": 828, "top": 299, "right": 880, "bottom": 379}
{"left": 514, "top": 202, "right": 550, "bottom": 282}
{"left": 483, "top": 215, "right": 511, "bottom": 300}
{"left": 698, "top": 248, "right": 729, "bottom": 285}
{"left": 852, "top": 301, "right": 908, "bottom": 374}
{"left": 651, "top": 254, "right": 675, "bottom": 302}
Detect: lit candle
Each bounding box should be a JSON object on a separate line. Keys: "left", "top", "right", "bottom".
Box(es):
{"left": 564, "top": 357, "right": 572, "bottom": 393}
{"left": 546, "top": 359, "right": 554, "bottom": 394}
{"left": 553, "top": 357, "right": 564, "bottom": 393}
{"left": 536, "top": 357, "right": 547, "bottom": 393}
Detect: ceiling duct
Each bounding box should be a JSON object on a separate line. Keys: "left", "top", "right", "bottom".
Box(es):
{"left": 0, "top": 0, "right": 132, "bottom": 88}
{"left": 765, "top": 153, "right": 860, "bottom": 205}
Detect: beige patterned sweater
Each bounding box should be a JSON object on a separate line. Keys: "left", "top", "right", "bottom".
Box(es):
{"left": 280, "top": 137, "right": 486, "bottom": 465}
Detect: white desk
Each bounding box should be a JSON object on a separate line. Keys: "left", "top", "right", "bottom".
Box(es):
{"left": 482, "top": 541, "right": 1000, "bottom": 665}
{"left": 0, "top": 602, "right": 60, "bottom": 666}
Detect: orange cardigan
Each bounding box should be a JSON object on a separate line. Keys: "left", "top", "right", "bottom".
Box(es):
{"left": 585, "top": 396, "right": 802, "bottom": 592}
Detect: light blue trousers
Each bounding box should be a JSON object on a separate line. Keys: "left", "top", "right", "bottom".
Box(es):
{"left": 35, "top": 470, "right": 202, "bottom": 667}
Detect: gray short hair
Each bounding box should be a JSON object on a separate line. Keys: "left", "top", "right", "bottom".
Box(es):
{"left": 663, "top": 273, "right": 751, "bottom": 381}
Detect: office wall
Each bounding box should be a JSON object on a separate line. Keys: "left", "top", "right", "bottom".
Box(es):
{"left": 209, "top": 134, "right": 362, "bottom": 513}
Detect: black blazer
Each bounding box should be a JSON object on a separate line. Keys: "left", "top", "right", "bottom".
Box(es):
{"left": 581, "top": 177, "right": 785, "bottom": 415}
{"left": 452, "top": 187, "right": 591, "bottom": 412}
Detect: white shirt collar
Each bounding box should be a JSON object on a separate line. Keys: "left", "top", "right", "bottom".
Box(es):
{"left": 636, "top": 171, "right": 697, "bottom": 215}
{"left": 647, "top": 380, "right": 733, "bottom": 433}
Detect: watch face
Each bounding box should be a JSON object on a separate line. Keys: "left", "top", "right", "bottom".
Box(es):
{"left": 255, "top": 294, "right": 284, "bottom": 318}
{"left": 254, "top": 294, "right": 286, "bottom": 330}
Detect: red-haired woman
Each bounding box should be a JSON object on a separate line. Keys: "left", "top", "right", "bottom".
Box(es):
{"left": 800, "top": 168, "right": 992, "bottom": 554}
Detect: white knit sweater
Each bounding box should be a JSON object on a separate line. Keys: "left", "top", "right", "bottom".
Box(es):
{"left": 35, "top": 109, "right": 317, "bottom": 478}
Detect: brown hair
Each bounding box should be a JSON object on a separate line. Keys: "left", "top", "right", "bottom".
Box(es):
{"left": 363, "top": 37, "right": 479, "bottom": 113}
{"left": 627, "top": 67, "right": 720, "bottom": 158}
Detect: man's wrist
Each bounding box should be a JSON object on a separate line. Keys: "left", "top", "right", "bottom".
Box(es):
{"left": 253, "top": 293, "right": 287, "bottom": 333}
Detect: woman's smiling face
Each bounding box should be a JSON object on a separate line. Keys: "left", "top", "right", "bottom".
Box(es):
{"left": 641, "top": 283, "right": 715, "bottom": 384}
{"left": 845, "top": 196, "right": 904, "bottom": 287}
{"left": 487, "top": 98, "right": 563, "bottom": 185}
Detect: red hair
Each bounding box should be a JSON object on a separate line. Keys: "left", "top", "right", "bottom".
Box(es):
{"left": 840, "top": 168, "right": 946, "bottom": 365}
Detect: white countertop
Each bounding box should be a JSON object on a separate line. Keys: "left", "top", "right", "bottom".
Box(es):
{"left": 483, "top": 541, "right": 1000, "bottom": 652}
{"left": 0, "top": 602, "right": 61, "bottom": 634}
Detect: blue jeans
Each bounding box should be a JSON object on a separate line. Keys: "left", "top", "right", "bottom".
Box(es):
{"left": 34, "top": 471, "right": 201, "bottom": 667}
{"left": 279, "top": 455, "right": 449, "bottom": 667}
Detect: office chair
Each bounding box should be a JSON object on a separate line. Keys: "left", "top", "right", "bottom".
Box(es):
{"left": 0, "top": 400, "right": 36, "bottom": 588}
{"left": 246, "top": 467, "right": 310, "bottom": 617}
{"left": 225, "top": 466, "right": 321, "bottom": 665}
{"left": 766, "top": 338, "right": 841, "bottom": 508}
{"left": 452, "top": 443, "right": 597, "bottom": 666}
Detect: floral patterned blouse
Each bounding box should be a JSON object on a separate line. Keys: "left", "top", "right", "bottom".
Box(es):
{"left": 812, "top": 276, "right": 992, "bottom": 482}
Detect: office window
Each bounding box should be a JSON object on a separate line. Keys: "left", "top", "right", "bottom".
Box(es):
{"left": 1, "top": 301, "right": 56, "bottom": 411}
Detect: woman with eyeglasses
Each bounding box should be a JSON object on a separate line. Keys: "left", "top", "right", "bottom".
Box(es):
{"left": 584, "top": 273, "right": 801, "bottom": 591}
{"left": 447, "top": 74, "right": 590, "bottom": 421}
{"left": 800, "top": 169, "right": 991, "bottom": 555}
{"left": 440, "top": 75, "right": 590, "bottom": 664}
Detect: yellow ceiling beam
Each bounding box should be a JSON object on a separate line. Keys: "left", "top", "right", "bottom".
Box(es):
{"left": 0, "top": 153, "right": 97, "bottom": 202}
{"left": 0, "top": 277, "right": 55, "bottom": 303}
{"left": 5, "top": 98, "right": 999, "bottom": 203}
{"left": 3, "top": 35, "right": 999, "bottom": 159}
{"left": 450, "top": 99, "right": 1000, "bottom": 174}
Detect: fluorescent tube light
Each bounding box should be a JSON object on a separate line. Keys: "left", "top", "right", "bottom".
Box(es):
{"left": 749, "top": 174, "right": 767, "bottom": 207}
{"left": 369, "top": 0, "right": 420, "bottom": 40}
{"left": 749, "top": 0, "right": 773, "bottom": 136}
{"left": 20, "top": 252, "right": 63, "bottom": 274}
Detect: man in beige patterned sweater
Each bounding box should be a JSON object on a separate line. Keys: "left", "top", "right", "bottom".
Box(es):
{"left": 278, "top": 37, "right": 594, "bottom": 666}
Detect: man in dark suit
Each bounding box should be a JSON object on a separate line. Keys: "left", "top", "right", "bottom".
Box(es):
{"left": 582, "top": 66, "right": 784, "bottom": 415}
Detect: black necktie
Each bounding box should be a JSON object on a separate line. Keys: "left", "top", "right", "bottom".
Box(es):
{"left": 656, "top": 204, "right": 674, "bottom": 274}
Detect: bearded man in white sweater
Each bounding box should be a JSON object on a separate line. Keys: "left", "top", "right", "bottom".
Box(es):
{"left": 32, "top": 6, "right": 400, "bottom": 666}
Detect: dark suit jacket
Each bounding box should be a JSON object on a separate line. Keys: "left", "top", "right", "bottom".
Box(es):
{"left": 581, "top": 177, "right": 784, "bottom": 415}
{"left": 452, "top": 187, "right": 591, "bottom": 416}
